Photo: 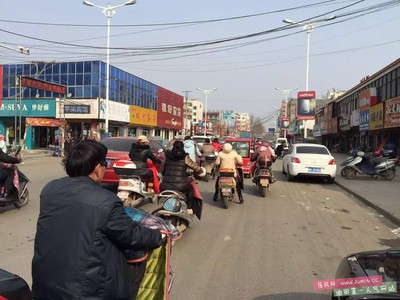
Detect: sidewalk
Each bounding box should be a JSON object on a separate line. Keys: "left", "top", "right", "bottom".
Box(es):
{"left": 333, "top": 153, "right": 400, "bottom": 226}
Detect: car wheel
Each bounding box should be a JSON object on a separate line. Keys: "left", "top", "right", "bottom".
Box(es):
{"left": 282, "top": 163, "right": 287, "bottom": 174}
{"left": 286, "top": 166, "right": 294, "bottom": 181}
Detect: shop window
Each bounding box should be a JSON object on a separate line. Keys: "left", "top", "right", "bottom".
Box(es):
{"left": 68, "top": 62, "right": 76, "bottom": 74}
{"left": 76, "top": 74, "right": 83, "bottom": 85}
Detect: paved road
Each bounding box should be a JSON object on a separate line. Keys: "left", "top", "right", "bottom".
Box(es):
{"left": 332, "top": 153, "right": 400, "bottom": 226}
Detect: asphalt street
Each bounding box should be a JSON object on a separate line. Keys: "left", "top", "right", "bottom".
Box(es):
{"left": 21, "top": 149, "right": 400, "bottom": 226}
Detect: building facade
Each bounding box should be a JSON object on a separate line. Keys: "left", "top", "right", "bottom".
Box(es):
{"left": 0, "top": 61, "right": 183, "bottom": 149}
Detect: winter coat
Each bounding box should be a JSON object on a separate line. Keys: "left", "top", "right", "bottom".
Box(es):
{"left": 129, "top": 143, "right": 161, "bottom": 176}
{"left": 160, "top": 150, "right": 202, "bottom": 192}
{"left": 32, "top": 176, "right": 163, "bottom": 300}
{"left": 215, "top": 143, "right": 243, "bottom": 177}
{"left": 212, "top": 141, "right": 223, "bottom": 152}
{"left": 183, "top": 140, "right": 201, "bottom": 162}
{"left": 0, "top": 150, "right": 20, "bottom": 164}
{"left": 201, "top": 143, "right": 215, "bottom": 155}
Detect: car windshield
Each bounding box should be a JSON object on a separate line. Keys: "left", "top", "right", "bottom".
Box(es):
{"left": 101, "top": 139, "right": 136, "bottom": 152}
{"left": 296, "top": 146, "right": 329, "bottom": 155}
{"left": 230, "top": 141, "right": 250, "bottom": 157}
{"left": 192, "top": 137, "right": 209, "bottom": 144}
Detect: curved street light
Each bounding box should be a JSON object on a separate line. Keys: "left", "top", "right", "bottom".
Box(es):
{"left": 282, "top": 16, "right": 336, "bottom": 91}
{"left": 83, "top": 0, "right": 136, "bottom": 137}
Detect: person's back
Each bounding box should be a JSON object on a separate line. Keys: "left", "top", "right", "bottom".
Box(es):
{"left": 212, "top": 138, "right": 222, "bottom": 152}
{"left": 201, "top": 138, "right": 215, "bottom": 155}
{"left": 214, "top": 143, "right": 244, "bottom": 203}
{"left": 32, "top": 140, "right": 163, "bottom": 300}
{"left": 183, "top": 136, "right": 201, "bottom": 162}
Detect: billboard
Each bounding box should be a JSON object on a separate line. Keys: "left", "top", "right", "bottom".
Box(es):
{"left": 369, "top": 103, "right": 383, "bottom": 130}
{"left": 297, "top": 91, "right": 316, "bottom": 120}
{"left": 384, "top": 97, "right": 400, "bottom": 128}
{"left": 130, "top": 106, "right": 157, "bottom": 126}
{"left": 157, "top": 87, "right": 183, "bottom": 129}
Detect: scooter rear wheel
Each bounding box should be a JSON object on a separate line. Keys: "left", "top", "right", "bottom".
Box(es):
{"left": 222, "top": 196, "right": 229, "bottom": 209}
{"left": 259, "top": 185, "right": 267, "bottom": 198}
{"left": 14, "top": 189, "right": 29, "bottom": 208}
{"left": 381, "top": 169, "right": 396, "bottom": 180}
{"left": 344, "top": 168, "right": 356, "bottom": 180}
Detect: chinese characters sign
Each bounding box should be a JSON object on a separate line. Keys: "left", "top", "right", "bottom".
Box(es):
{"left": 0, "top": 99, "right": 56, "bottom": 117}
{"left": 64, "top": 105, "right": 90, "bottom": 114}
{"left": 130, "top": 106, "right": 157, "bottom": 126}
{"left": 384, "top": 96, "right": 400, "bottom": 128}
{"left": 369, "top": 103, "right": 383, "bottom": 130}
{"left": 20, "top": 76, "right": 66, "bottom": 94}
{"left": 157, "top": 87, "right": 183, "bottom": 129}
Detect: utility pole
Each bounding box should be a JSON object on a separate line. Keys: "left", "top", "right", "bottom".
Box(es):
{"left": 182, "top": 90, "right": 191, "bottom": 135}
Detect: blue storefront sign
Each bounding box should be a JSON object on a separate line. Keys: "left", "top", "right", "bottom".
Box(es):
{"left": 0, "top": 99, "right": 56, "bottom": 117}
{"left": 359, "top": 110, "right": 369, "bottom": 132}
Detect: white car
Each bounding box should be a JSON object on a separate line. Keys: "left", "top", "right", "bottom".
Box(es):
{"left": 282, "top": 143, "right": 336, "bottom": 183}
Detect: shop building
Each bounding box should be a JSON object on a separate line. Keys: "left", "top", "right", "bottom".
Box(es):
{"left": 0, "top": 61, "right": 183, "bottom": 149}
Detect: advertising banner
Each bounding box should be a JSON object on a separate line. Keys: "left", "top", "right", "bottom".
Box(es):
{"left": 350, "top": 109, "right": 360, "bottom": 127}
{"left": 281, "top": 117, "right": 289, "bottom": 129}
{"left": 157, "top": 87, "right": 183, "bottom": 129}
{"left": 384, "top": 97, "right": 400, "bottom": 128}
{"left": 369, "top": 103, "right": 384, "bottom": 130}
{"left": 0, "top": 99, "right": 56, "bottom": 117}
{"left": 359, "top": 110, "right": 369, "bottom": 132}
{"left": 359, "top": 88, "right": 377, "bottom": 109}
{"left": 20, "top": 76, "right": 66, "bottom": 94}
{"left": 62, "top": 99, "right": 99, "bottom": 119}
{"left": 99, "top": 100, "right": 130, "bottom": 123}
{"left": 130, "top": 106, "right": 157, "bottom": 126}
{"left": 26, "top": 117, "right": 65, "bottom": 127}
{"left": 297, "top": 91, "right": 316, "bottom": 120}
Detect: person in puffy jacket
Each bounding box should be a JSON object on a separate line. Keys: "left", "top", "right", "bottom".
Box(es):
{"left": 129, "top": 135, "right": 161, "bottom": 192}
{"left": 250, "top": 140, "right": 277, "bottom": 183}
{"left": 213, "top": 143, "right": 244, "bottom": 204}
{"left": 212, "top": 138, "right": 223, "bottom": 152}
{"left": 183, "top": 136, "right": 202, "bottom": 163}
{"left": 160, "top": 140, "right": 205, "bottom": 215}
{"left": 0, "top": 149, "right": 21, "bottom": 199}
{"left": 32, "top": 140, "right": 164, "bottom": 300}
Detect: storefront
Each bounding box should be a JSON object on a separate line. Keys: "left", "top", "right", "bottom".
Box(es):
{"left": 156, "top": 87, "right": 183, "bottom": 140}
{"left": 0, "top": 99, "right": 57, "bottom": 149}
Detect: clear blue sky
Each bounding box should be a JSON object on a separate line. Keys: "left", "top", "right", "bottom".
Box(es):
{"left": 1, "top": 0, "right": 400, "bottom": 125}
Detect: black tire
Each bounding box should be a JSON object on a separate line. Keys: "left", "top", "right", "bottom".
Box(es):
{"left": 327, "top": 177, "right": 335, "bottom": 184}
{"left": 204, "top": 174, "right": 209, "bottom": 182}
{"left": 381, "top": 169, "right": 396, "bottom": 181}
{"left": 286, "top": 166, "right": 294, "bottom": 181}
{"left": 259, "top": 184, "right": 266, "bottom": 197}
{"left": 341, "top": 167, "right": 347, "bottom": 177}
{"left": 14, "top": 189, "right": 29, "bottom": 208}
{"left": 282, "top": 163, "right": 287, "bottom": 175}
{"left": 222, "top": 196, "right": 229, "bottom": 209}
{"left": 345, "top": 168, "right": 356, "bottom": 180}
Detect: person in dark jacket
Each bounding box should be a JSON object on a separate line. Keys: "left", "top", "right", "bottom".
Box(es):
{"left": 129, "top": 135, "right": 161, "bottom": 192}
{"left": 0, "top": 149, "right": 21, "bottom": 199}
{"left": 160, "top": 140, "right": 205, "bottom": 215}
{"left": 31, "top": 140, "right": 164, "bottom": 300}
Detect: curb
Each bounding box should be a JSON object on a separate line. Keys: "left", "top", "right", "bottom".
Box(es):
{"left": 334, "top": 180, "right": 400, "bottom": 227}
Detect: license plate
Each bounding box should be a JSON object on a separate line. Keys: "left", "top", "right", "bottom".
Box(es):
{"left": 106, "top": 159, "right": 111, "bottom": 168}
{"left": 308, "top": 168, "right": 321, "bottom": 173}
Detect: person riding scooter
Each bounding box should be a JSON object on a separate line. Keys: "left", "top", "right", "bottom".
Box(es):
{"left": 0, "top": 149, "right": 21, "bottom": 199}
{"left": 250, "top": 141, "right": 277, "bottom": 183}
{"left": 159, "top": 140, "right": 206, "bottom": 216}
{"left": 213, "top": 143, "right": 244, "bottom": 204}
{"left": 129, "top": 135, "right": 161, "bottom": 193}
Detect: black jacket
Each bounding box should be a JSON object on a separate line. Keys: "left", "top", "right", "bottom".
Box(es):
{"left": 0, "top": 150, "right": 20, "bottom": 164}
{"left": 128, "top": 144, "right": 161, "bottom": 175}
{"left": 160, "top": 150, "right": 202, "bottom": 192}
{"left": 32, "top": 176, "right": 163, "bottom": 300}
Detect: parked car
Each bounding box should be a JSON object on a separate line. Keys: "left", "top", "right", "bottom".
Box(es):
{"left": 223, "top": 138, "right": 253, "bottom": 177}
{"left": 101, "top": 137, "right": 165, "bottom": 185}
{"left": 282, "top": 143, "right": 336, "bottom": 183}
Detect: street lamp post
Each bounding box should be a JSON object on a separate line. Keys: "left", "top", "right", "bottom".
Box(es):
{"left": 83, "top": 0, "right": 136, "bottom": 137}
{"left": 275, "top": 87, "right": 298, "bottom": 139}
{"left": 197, "top": 88, "right": 217, "bottom": 136}
{"left": 282, "top": 16, "right": 335, "bottom": 141}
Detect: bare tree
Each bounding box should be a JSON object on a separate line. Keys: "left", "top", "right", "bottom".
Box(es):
{"left": 250, "top": 114, "right": 266, "bottom": 136}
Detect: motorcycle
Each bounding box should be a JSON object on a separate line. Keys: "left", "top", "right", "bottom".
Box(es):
{"left": 251, "top": 157, "right": 274, "bottom": 198}
{"left": 340, "top": 150, "right": 396, "bottom": 180}
{"left": 0, "top": 148, "right": 30, "bottom": 209}
{"left": 113, "top": 160, "right": 158, "bottom": 208}
{"left": 202, "top": 152, "right": 217, "bottom": 182}
{"left": 217, "top": 167, "right": 238, "bottom": 209}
